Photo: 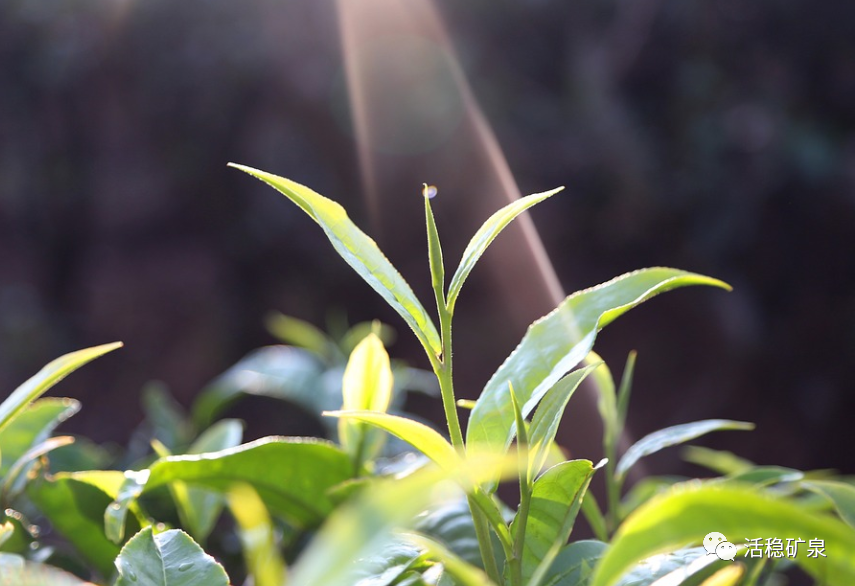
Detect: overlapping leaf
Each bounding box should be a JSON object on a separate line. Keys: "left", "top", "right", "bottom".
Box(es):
{"left": 467, "top": 269, "right": 729, "bottom": 465}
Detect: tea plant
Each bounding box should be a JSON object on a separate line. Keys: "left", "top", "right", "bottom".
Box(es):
{"left": 1, "top": 164, "right": 854, "bottom": 586}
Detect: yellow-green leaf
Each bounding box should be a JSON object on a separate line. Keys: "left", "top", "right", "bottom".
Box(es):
{"left": 229, "top": 164, "right": 441, "bottom": 358}
{"left": 326, "top": 411, "right": 458, "bottom": 470}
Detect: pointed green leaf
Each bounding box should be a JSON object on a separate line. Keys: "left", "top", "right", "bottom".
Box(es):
{"left": 0, "top": 342, "right": 121, "bottom": 434}
{"left": 615, "top": 351, "right": 637, "bottom": 429}
{"left": 230, "top": 164, "right": 441, "bottom": 357}
{"left": 528, "top": 364, "right": 600, "bottom": 482}
{"left": 589, "top": 483, "right": 855, "bottom": 586}
{"left": 510, "top": 459, "right": 598, "bottom": 584}
{"left": 424, "top": 189, "right": 446, "bottom": 303}
{"left": 616, "top": 419, "right": 754, "bottom": 479}
{"left": 228, "top": 483, "right": 287, "bottom": 586}
{"left": 114, "top": 527, "right": 229, "bottom": 586}
{"left": 145, "top": 437, "right": 354, "bottom": 528}
{"left": 467, "top": 269, "right": 730, "bottom": 464}
{"left": 326, "top": 411, "right": 458, "bottom": 470}
{"left": 447, "top": 187, "right": 563, "bottom": 313}
{"left": 339, "top": 333, "right": 394, "bottom": 465}
{"left": 802, "top": 480, "right": 855, "bottom": 529}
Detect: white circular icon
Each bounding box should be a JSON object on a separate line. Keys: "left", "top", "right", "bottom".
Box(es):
{"left": 703, "top": 532, "right": 727, "bottom": 555}
{"left": 715, "top": 541, "right": 737, "bottom": 561}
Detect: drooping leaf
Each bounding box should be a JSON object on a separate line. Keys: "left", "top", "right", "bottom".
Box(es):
{"left": 169, "top": 419, "right": 244, "bottom": 542}
{"left": 467, "top": 269, "right": 730, "bottom": 467}
{"left": 802, "top": 480, "right": 855, "bottom": 529}
{"left": 616, "top": 419, "right": 754, "bottom": 480}
{"left": 446, "top": 187, "right": 563, "bottom": 313}
{"left": 0, "top": 398, "right": 79, "bottom": 478}
{"left": 114, "top": 527, "right": 229, "bottom": 586}
{"left": 528, "top": 364, "right": 600, "bottom": 482}
{"left": 192, "top": 345, "right": 325, "bottom": 428}
{"left": 339, "top": 333, "right": 394, "bottom": 465}
{"left": 510, "top": 459, "right": 598, "bottom": 584}
{"left": 325, "top": 411, "right": 458, "bottom": 470}
{"left": 27, "top": 471, "right": 141, "bottom": 578}
{"left": 0, "top": 342, "right": 121, "bottom": 434}
{"left": 230, "top": 164, "right": 442, "bottom": 358}
{"left": 589, "top": 483, "right": 855, "bottom": 586}
{"left": 144, "top": 437, "right": 354, "bottom": 528}
{"left": 228, "top": 483, "right": 287, "bottom": 586}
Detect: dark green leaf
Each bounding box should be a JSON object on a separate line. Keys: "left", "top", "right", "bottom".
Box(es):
{"left": 540, "top": 540, "right": 607, "bottom": 586}
{"left": 510, "top": 459, "right": 597, "bottom": 584}
{"left": 528, "top": 364, "right": 600, "bottom": 482}
{"left": 144, "top": 437, "right": 354, "bottom": 528}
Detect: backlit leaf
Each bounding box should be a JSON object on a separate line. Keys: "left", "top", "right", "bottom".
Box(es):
{"left": 0, "top": 343, "right": 121, "bottom": 434}
{"left": 447, "top": 187, "right": 563, "bottom": 313}
{"left": 616, "top": 419, "right": 754, "bottom": 479}
{"left": 467, "top": 269, "right": 729, "bottom": 467}
{"left": 589, "top": 483, "right": 855, "bottom": 586}
{"left": 230, "top": 164, "right": 442, "bottom": 358}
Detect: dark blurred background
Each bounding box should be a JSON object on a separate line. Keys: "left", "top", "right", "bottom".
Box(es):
{"left": 1, "top": 0, "right": 853, "bottom": 478}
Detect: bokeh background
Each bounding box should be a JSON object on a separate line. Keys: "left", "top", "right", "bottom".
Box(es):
{"left": 1, "top": 0, "right": 853, "bottom": 482}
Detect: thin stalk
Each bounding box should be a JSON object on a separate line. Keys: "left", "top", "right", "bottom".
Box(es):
{"left": 604, "top": 437, "right": 620, "bottom": 534}
{"left": 510, "top": 385, "right": 531, "bottom": 586}
{"left": 469, "top": 496, "right": 503, "bottom": 584}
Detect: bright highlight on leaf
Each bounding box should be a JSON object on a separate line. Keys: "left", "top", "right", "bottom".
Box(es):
{"left": 468, "top": 268, "right": 731, "bottom": 475}
{"left": 446, "top": 187, "right": 563, "bottom": 313}
{"left": 229, "top": 164, "right": 442, "bottom": 358}
{"left": 339, "top": 333, "right": 394, "bottom": 465}
{"left": 0, "top": 342, "right": 122, "bottom": 435}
